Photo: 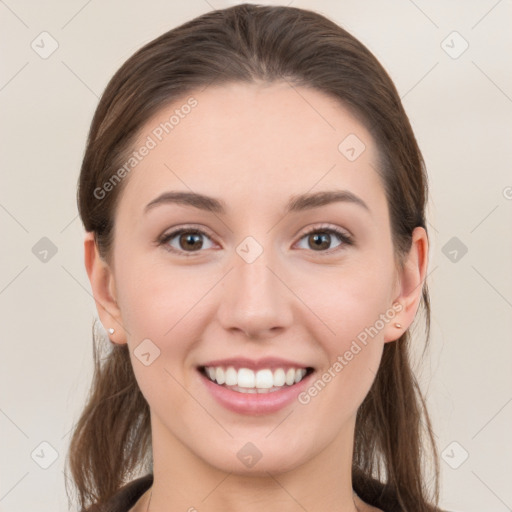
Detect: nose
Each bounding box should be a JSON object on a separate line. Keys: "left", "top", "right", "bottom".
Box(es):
{"left": 217, "top": 246, "right": 294, "bottom": 340}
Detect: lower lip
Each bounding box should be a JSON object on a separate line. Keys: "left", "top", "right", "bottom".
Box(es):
{"left": 199, "top": 370, "right": 313, "bottom": 415}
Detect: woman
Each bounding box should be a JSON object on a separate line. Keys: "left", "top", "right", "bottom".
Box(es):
{"left": 66, "top": 4, "right": 445, "bottom": 512}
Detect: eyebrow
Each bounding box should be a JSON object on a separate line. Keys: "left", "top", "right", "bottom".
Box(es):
{"left": 144, "top": 189, "right": 370, "bottom": 215}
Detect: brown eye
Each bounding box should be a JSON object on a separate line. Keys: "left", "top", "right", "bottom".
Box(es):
{"left": 307, "top": 232, "right": 332, "bottom": 251}
{"left": 178, "top": 232, "right": 204, "bottom": 251}
{"left": 160, "top": 229, "right": 214, "bottom": 254}
{"left": 296, "top": 226, "right": 353, "bottom": 253}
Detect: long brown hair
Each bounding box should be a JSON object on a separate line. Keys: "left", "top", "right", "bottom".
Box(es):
{"left": 66, "top": 4, "right": 442, "bottom": 511}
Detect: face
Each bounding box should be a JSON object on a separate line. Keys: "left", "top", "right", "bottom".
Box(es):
{"left": 90, "top": 81, "right": 418, "bottom": 476}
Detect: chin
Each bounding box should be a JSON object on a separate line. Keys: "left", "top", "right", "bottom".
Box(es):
{"left": 200, "top": 442, "right": 311, "bottom": 476}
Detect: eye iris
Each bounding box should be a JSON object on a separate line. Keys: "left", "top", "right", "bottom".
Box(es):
{"left": 180, "top": 232, "right": 203, "bottom": 250}
{"left": 309, "top": 232, "right": 330, "bottom": 250}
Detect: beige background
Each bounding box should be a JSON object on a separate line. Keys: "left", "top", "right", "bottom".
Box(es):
{"left": 1, "top": 1, "right": 511, "bottom": 511}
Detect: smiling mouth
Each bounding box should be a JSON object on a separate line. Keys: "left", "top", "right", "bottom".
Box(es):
{"left": 198, "top": 365, "right": 315, "bottom": 394}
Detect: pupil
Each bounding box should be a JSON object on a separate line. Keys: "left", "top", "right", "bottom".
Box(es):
{"left": 182, "top": 233, "right": 202, "bottom": 250}
{"left": 311, "top": 233, "right": 329, "bottom": 250}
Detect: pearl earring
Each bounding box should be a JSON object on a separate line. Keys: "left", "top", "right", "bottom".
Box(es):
{"left": 108, "top": 328, "right": 115, "bottom": 334}
{"left": 394, "top": 323, "right": 402, "bottom": 329}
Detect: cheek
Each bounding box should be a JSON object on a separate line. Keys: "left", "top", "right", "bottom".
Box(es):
{"left": 114, "top": 256, "right": 218, "bottom": 377}
{"left": 307, "top": 260, "right": 395, "bottom": 338}
{"left": 299, "top": 273, "right": 391, "bottom": 416}
{"left": 115, "top": 252, "right": 196, "bottom": 334}
{"left": 303, "top": 260, "right": 394, "bottom": 391}
{"left": 116, "top": 263, "right": 210, "bottom": 411}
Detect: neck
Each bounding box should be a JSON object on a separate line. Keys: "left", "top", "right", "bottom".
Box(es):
{"left": 144, "top": 484, "right": 361, "bottom": 512}
{"left": 146, "top": 414, "right": 361, "bottom": 512}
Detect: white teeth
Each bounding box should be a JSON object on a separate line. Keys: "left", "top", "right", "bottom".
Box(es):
{"left": 238, "top": 368, "right": 255, "bottom": 388}
{"left": 273, "top": 368, "right": 286, "bottom": 387}
{"left": 225, "top": 366, "right": 237, "bottom": 386}
{"left": 255, "top": 369, "right": 273, "bottom": 389}
{"left": 203, "top": 365, "right": 310, "bottom": 391}
{"left": 215, "top": 367, "right": 225, "bottom": 385}
{"left": 294, "top": 369, "right": 306, "bottom": 384}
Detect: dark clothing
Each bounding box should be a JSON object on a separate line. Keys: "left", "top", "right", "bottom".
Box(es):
{"left": 86, "top": 473, "right": 450, "bottom": 512}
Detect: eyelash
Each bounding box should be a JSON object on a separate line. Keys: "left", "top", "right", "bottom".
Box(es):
{"left": 157, "top": 223, "right": 353, "bottom": 257}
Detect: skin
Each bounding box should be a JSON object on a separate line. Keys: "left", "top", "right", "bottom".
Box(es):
{"left": 85, "top": 81, "right": 428, "bottom": 512}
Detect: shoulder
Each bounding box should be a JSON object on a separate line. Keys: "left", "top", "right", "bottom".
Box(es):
{"left": 353, "top": 476, "right": 451, "bottom": 512}
{"left": 83, "top": 474, "right": 153, "bottom": 512}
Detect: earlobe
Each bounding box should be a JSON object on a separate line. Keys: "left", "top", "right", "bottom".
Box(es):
{"left": 84, "top": 232, "right": 127, "bottom": 345}
{"left": 383, "top": 226, "right": 429, "bottom": 343}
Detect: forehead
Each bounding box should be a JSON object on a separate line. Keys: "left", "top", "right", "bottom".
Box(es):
{"left": 121, "top": 81, "right": 385, "bottom": 216}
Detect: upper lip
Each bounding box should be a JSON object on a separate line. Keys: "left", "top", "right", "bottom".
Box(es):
{"left": 198, "top": 357, "right": 314, "bottom": 371}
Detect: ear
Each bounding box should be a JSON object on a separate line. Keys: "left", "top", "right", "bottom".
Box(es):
{"left": 383, "top": 226, "right": 429, "bottom": 343}
{"left": 84, "top": 232, "right": 127, "bottom": 345}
